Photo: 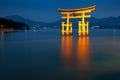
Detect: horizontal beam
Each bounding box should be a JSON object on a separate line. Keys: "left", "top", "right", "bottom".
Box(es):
{"left": 58, "top": 5, "right": 96, "bottom": 13}
{"left": 62, "top": 15, "right": 91, "bottom": 19}
{"left": 62, "top": 24, "right": 72, "bottom": 26}
{"left": 60, "top": 10, "right": 93, "bottom": 14}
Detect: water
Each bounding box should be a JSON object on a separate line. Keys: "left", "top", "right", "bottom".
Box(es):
{"left": 0, "top": 29, "right": 120, "bottom": 80}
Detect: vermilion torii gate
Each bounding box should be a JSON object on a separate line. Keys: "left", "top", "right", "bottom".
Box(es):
{"left": 58, "top": 5, "right": 96, "bottom": 36}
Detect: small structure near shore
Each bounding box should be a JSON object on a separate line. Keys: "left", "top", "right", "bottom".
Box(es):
{"left": 58, "top": 5, "right": 96, "bottom": 36}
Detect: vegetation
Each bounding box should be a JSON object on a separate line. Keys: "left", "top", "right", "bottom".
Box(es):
{"left": 0, "top": 18, "right": 29, "bottom": 30}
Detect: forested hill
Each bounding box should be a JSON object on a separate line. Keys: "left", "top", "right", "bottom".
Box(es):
{"left": 0, "top": 18, "right": 29, "bottom": 30}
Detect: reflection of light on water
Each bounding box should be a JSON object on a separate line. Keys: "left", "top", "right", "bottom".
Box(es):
{"left": 77, "top": 36, "right": 90, "bottom": 68}
{"left": 0, "top": 31, "right": 5, "bottom": 48}
{"left": 25, "top": 29, "right": 27, "bottom": 32}
{"left": 61, "top": 36, "right": 90, "bottom": 65}
{"left": 61, "top": 36, "right": 90, "bottom": 67}
{"left": 0, "top": 31, "right": 5, "bottom": 54}
{"left": 77, "top": 36, "right": 90, "bottom": 79}
{"left": 61, "top": 36, "right": 73, "bottom": 64}
{"left": 33, "top": 27, "right": 36, "bottom": 32}
{"left": 1, "top": 31, "right": 4, "bottom": 41}
{"left": 61, "top": 36, "right": 91, "bottom": 79}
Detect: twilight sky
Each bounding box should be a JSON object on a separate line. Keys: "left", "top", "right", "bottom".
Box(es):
{"left": 0, "top": 0, "right": 120, "bottom": 22}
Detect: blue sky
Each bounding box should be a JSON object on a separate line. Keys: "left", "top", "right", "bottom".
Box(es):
{"left": 0, "top": 0, "right": 120, "bottom": 22}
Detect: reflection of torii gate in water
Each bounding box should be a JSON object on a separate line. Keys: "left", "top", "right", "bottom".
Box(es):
{"left": 58, "top": 5, "right": 96, "bottom": 36}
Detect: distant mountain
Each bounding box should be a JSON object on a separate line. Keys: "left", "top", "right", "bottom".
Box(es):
{"left": 51, "top": 16, "right": 120, "bottom": 29}
{"left": 4, "top": 15, "right": 120, "bottom": 29}
{"left": 89, "top": 17, "right": 120, "bottom": 29}
{"left": 4, "top": 15, "right": 49, "bottom": 27}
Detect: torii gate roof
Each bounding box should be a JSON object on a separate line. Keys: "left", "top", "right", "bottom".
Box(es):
{"left": 58, "top": 5, "right": 96, "bottom": 13}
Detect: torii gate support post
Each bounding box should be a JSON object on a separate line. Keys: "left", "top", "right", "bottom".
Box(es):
{"left": 78, "top": 21, "right": 82, "bottom": 36}
{"left": 82, "top": 12, "right": 85, "bottom": 35}
{"left": 86, "top": 22, "right": 89, "bottom": 35}
{"left": 62, "top": 22, "right": 65, "bottom": 35}
{"left": 66, "top": 13, "right": 70, "bottom": 35}
{"left": 70, "top": 22, "right": 72, "bottom": 35}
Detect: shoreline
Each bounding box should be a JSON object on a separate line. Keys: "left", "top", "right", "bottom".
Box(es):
{"left": 0, "top": 28, "right": 16, "bottom": 32}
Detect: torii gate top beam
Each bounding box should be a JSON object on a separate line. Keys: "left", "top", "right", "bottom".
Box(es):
{"left": 58, "top": 5, "right": 96, "bottom": 14}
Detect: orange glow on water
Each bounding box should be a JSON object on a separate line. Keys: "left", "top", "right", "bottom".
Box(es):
{"left": 61, "top": 36, "right": 73, "bottom": 64}
{"left": 77, "top": 36, "right": 90, "bottom": 69}
{"left": 61, "top": 36, "right": 90, "bottom": 71}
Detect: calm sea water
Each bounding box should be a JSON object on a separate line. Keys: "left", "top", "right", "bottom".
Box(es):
{"left": 0, "top": 29, "right": 120, "bottom": 80}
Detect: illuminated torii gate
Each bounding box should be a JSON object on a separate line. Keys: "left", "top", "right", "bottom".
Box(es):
{"left": 58, "top": 5, "right": 96, "bottom": 36}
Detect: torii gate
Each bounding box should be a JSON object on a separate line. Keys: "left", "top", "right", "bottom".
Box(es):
{"left": 58, "top": 5, "right": 96, "bottom": 36}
